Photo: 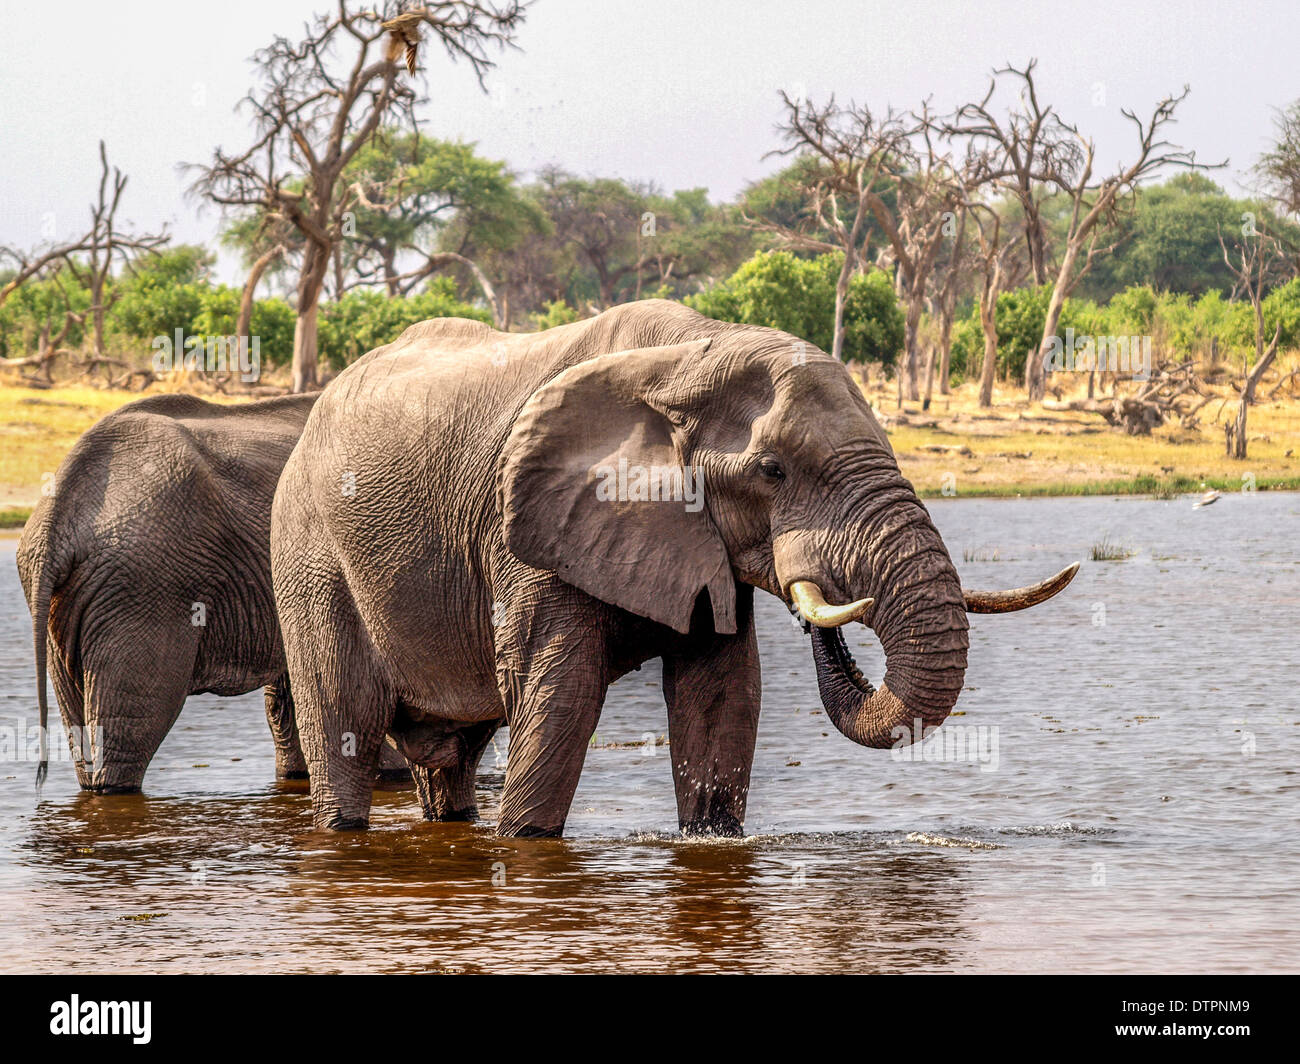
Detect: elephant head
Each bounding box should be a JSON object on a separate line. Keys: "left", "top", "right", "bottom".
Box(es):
{"left": 500, "top": 308, "right": 1076, "bottom": 749}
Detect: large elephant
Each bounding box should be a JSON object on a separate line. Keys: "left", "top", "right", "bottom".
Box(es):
{"left": 17, "top": 392, "right": 409, "bottom": 792}
{"left": 271, "top": 300, "right": 1076, "bottom": 836}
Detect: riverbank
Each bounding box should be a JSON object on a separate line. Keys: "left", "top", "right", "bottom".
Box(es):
{"left": 871, "top": 374, "right": 1300, "bottom": 499}
{"left": 2, "top": 372, "right": 1298, "bottom": 527}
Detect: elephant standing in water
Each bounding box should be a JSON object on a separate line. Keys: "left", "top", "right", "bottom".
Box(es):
{"left": 17, "top": 392, "right": 408, "bottom": 792}
{"left": 272, "top": 300, "right": 1076, "bottom": 837}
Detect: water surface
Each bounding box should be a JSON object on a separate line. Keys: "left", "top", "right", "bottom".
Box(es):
{"left": 1, "top": 494, "right": 1296, "bottom": 972}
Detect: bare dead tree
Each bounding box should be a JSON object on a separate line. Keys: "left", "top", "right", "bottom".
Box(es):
{"left": 944, "top": 60, "right": 1083, "bottom": 286}
{"left": 189, "top": 2, "right": 525, "bottom": 392}
{"left": 0, "top": 141, "right": 167, "bottom": 363}
{"left": 1219, "top": 227, "right": 1284, "bottom": 458}
{"left": 1253, "top": 100, "right": 1300, "bottom": 222}
{"left": 757, "top": 94, "right": 909, "bottom": 361}
{"left": 870, "top": 111, "right": 967, "bottom": 406}
{"left": 947, "top": 61, "right": 1212, "bottom": 400}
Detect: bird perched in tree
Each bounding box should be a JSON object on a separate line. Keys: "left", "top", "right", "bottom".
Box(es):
{"left": 382, "top": 10, "right": 424, "bottom": 76}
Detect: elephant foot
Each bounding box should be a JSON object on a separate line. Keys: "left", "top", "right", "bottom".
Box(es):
{"left": 496, "top": 820, "right": 564, "bottom": 838}
{"left": 276, "top": 769, "right": 310, "bottom": 781}
{"left": 85, "top": 783, "right": 143, "bottom": 795}
{"left": 680, "top": 811, "right": 744, "bottom": 838}
{"left": 425, "top": 806, "right": 478, "bottom": 823}
{"left": 322, "top": 814, "right": 370, "bottom": 831}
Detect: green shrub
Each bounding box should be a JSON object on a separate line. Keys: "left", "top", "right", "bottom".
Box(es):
{"left": 530, "top": 298, "right": 581, "bottom": 330}
{"left": 686, "top": 250, "right": 904, "bottom": 365}
{"left": 317, "top": 278, "right": 492, "bottom": 369}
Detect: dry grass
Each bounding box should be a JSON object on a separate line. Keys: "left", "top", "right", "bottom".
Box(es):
{"left": 863, "top": 355, "right": 1300, "bottom": 498}
{"left": 0, "top": 381, "right": 244, "bottom": 525}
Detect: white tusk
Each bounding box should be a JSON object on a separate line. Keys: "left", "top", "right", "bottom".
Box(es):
{"left": 788, "top": 580, "right": 873, "bottom": 628}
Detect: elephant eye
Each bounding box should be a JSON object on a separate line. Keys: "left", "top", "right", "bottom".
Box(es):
{"left": 758, "top": 457, "right": 785, "bottom": 481}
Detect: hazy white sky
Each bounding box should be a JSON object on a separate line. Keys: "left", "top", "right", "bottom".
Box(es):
{"left": 1, "top": 0, "right": 1296, "bottom": 282}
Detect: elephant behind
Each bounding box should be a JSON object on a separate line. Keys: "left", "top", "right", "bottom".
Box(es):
{"left": 17, "top": 392, "right": 408, "bottom": 792}
{"left": 271, "top": 299, "right": 1076, "bottom": 837}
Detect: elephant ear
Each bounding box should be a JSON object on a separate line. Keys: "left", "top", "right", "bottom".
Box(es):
{"left": 499, "top": 339, "right": 736, "bottom": 636}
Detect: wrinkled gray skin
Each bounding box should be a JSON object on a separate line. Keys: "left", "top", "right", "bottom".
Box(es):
{"left": 17, "top": 393, "right": 408, "bottom": 792}
{"left": 272, "top": 300, "right": 1065, "bottom": 837}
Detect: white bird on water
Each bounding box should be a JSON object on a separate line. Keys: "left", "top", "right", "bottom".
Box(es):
{"left": 1193, "top": 489, "right": 1221, "bottom": 509}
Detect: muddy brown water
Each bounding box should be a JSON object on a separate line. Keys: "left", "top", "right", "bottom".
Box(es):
{"left": 1, "top": 494, "right": 1297, "bottom": 973}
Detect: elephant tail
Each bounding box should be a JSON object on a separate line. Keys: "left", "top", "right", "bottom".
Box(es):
{"left": 25, "top": 508, "right": 74, "bottom": 793}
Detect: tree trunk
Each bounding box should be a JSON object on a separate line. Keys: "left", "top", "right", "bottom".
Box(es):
{"left": 236, "top": 245, "right": 284, "bottom": 342}
{"left": 1228, "top": 323, "right": 1282, "bottom": 459}
{"left": 384, "top": 248, "right": 400, "bottom": 297}
{"left": 1025, "top": 205, "right": 1049, "bottom": 286}
{"left": 292, "top": 302, "right": 319, "bottom": 394}
{"left": 831, "top": 254, "right": 852, "bottom": 362}
{"left": 1030, "top": 245, "right": 1079, "bottom": 401}
{"left": 937, "top": 300, "right": 956, "bottom": 396}
{"left": 292, "top": 245, "right": 329, "bottom": 393}
{"left": 978, "top": 292, "right": 998, "bottom": 408}
{"left": 902, "top": 296, "right": 924, "bottom": 401}
{"left": 90, "top": 278, "right": 107, "bottom": 357}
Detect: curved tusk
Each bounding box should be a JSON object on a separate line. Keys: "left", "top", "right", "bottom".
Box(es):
{"left": 788, "top": 580, "right": 874, "bottom": 628}
{"left": 963, "top": 562, "right": 1081, "bottom": 614}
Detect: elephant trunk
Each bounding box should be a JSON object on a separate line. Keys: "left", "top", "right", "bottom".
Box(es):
{"left": 792, "top": 500, "right": 970, "bottom": 749}
{"left": 811, "top": 625, "right": 966, "bottom": 749}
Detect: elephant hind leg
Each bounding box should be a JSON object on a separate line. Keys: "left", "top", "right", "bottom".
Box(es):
{"left": 80, "top": 640, "right": 195, "bottom": 793}
{"left": 282, "top": 594, "right": 393, "bottom": 830}
{"left": 401, "top": 719, "right": 500, "bottom": 822}
{"left": 265, "top": 675, "right": 411, "bottom": 787}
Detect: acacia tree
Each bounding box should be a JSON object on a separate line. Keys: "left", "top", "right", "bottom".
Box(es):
{"left": 191, "top": 2, "right": 525, "bottom": 391}
{"left": 335, "top": 133, "right": 541, "bottom": 325}
{"left": 759, "top": 94, "right": 907, "bottom": 362}
{"left": 0, "top": 141, "right": 167, "bottom": 361}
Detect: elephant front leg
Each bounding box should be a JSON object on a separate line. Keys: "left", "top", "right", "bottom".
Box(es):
{"left": 662, "top": 589, "right": 761, "bottom": 837}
